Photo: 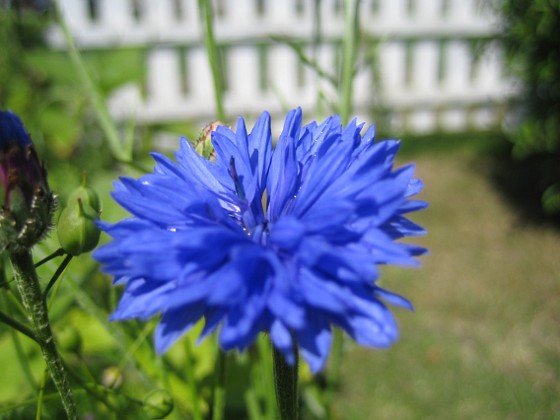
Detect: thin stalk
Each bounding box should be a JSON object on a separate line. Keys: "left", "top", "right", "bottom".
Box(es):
{"left": 272, "top": 344, "right": 299, "bottom": 420}
{"left": 0, "top": 310, "right": 37, "bottom": 343}
{"left": 44, "top": 254, "right": 73, "bottom": 299}
{"left": 1, "top": 285, "right": 37, "bottom": 389}
{"left": 10, "top": 250, "right": 77, "bottom": 420}
{"left": 65, "top": 274, "right": 154, "bottom": 388}
{"left": 257, "top": 335, "right": 276, "bottom": 420}
{"left": 0, "top": 391, "right": 84, "bottom": 414}
{"left": 244, "top": 389, "right": 262, "bottom": 420}
{"left": 325, "top": 329, "right": 344, "bottom": 418}
{"left": 312, "top": 0, "right": 326, "bottom": 118}
{"left": 0, "top": 255, "right": 14, "bottom": 289}
{"left": 65, "top": 367, "right": 121, "bottom": 412}
{"left": 36, "top": 369, "right": 48, "bottom": 420}
{"left": 197, "top": 0, "right": 226, "bottom": 121}
{"left": 339, "top": 0, "right": 360, "bottom": 125}
{"left": 11, "top": 328, "right": 38, "bottom": 391}
{"left": 4, "top": 284, "right": 28, "bottom": 317}
{"left": 211, "top": 349, "right": 227, "bottom": 420}
{"left": 270, "top": 36, "right": 337, "bottom": 87}
{"left": 0, "top": 278, "right": 13, "bottom": 288}
{"left": 34, "top": 248, "right": 65, "bottom": 268}
{"left": 52, "top": 0, "right": 132, "bottom": 163}
{"left": 112, "top": 322, "right": 153, "bottom": 388}
{"left": 184, "top": 339, "right": 203, "bottom": 420}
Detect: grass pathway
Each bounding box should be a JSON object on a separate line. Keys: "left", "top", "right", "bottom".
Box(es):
{"left": 334, "top": 149, "right": 560, "bottom": 419}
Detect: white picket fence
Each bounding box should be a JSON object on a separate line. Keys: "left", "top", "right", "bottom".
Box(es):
{"left": 48, "top": 0, "right": 517, "bottom": 134}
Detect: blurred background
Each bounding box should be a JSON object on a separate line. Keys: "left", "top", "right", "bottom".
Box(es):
{"left": 1, "top": 0, "right": 559, "bottom": 418}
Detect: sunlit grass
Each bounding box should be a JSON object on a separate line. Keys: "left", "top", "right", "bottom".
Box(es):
{"left": 334, "top": 144, "right": 560, "bottom": 419}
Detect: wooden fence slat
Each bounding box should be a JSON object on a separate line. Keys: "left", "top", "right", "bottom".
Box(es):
{"left": 148, "top": 48, "right": 183, "bottom": 104}
{"left": 48, "top": 0, "right": 516, "bottom": 134}
{"left": 268, "top": 45, "right": 299, "bottom": 102}
{"left": 378, "top": 42, "right": 407, "bottom": 96}
{"left": 411, "top": 40, "right": 440, "bottom": 94}
{"left": 227, "top": 46, "right": 261, "bottom": 107}
{"left": 443, "top": 41, "right": 472, "bottom": 96}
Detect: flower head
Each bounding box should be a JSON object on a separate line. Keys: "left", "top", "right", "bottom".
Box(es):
{"left": 94, "top": 109, "right": 427, "bottom": 372}
{"left": 0, "top": 111, "right": 54, "bottom": 251}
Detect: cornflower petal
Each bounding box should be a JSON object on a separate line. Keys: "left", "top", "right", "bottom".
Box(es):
{"left": 94, "top": 109, "right": 427, "bottom": 372}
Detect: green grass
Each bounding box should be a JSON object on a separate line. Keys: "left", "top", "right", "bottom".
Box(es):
{"left": 333, "top": 143, "right": 560, "bottom": 419}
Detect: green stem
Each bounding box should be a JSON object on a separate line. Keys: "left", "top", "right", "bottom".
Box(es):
{"left": 324, "top": 329, "right": 344, "bottom": 418}
{"left": 0, "top": 310, "right": 37, "bottom": 343}
{"left": 1, "top": 278, "right": 38, "bottom": 389}
{"left": 66, "top": 366, "right": 121, "bottom": 412}
{"left": 44, "top": 254, "right": 73, "bottom": 299}
{"left": 272, "top": 344, "right": 299, "bottom": 420}
{"left": 211, "top": 349, "right": 227, "bottom": 420}
{"left": 197, "top": 0, "right": 226, "bottom": 121}
{"left": 244, "top": 389, "right": 262, "bottom": 420}
{"left": 36, "top": 369, "right": 48, "bottom": 420}
{"left": 34, "top": 248, "right": 65, "bottom": 268}
{"left": 11, "top": 327, "right": 38, "bottom": 390}
{"left": 10, "top": 250, "right": 78, "bottom": 420}
{"left": 0, "top": 391, "right": 84, "bottom": 414}
{"left": 257, "top": 335, "right": 277, "bottom": 420}
{"left": 339, "top": 0, "right": 360, "bottom": 125}
{"left": 52, "top": 0, "right": 132, "bottom": 163}
{"left": 184, "top": 339, "right": 203, "bottom": 420}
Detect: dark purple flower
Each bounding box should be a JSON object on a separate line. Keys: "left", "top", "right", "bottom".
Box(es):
{"left": 0, "top": 111, "right": 53, "bottom": 250}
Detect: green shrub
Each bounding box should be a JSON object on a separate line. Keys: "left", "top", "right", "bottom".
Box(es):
{"left": 501, "top": 0, "right": 560, "bottom": 214}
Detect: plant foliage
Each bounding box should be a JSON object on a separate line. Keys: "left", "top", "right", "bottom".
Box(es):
{"left": 501, "top": 0, "right": 560, "bottom": 214}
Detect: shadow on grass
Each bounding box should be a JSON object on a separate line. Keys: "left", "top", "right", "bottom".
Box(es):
{"left": 485, "top": 147, "right": 560, "bottom": 229}
{"left": 398, "top": 130, "right": 560, "bottom": 229}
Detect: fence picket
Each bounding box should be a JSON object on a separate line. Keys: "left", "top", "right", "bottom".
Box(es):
{"left": 411, "top": 41, "right": 440, "bottom": 95}
{"left": 443, "top": 41, "right": 472, "bottom": 96}
{"left": 227, "top": 46, "right": 261, "bottom": 107}
{"left": 48, "top": 0, "right": 516, "bottom": 134}
{"left": 148, "top": 48, "right": 182, "bottom": 104}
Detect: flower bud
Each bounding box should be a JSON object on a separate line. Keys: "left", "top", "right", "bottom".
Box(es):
{"left": 57, "top": 185, "right": 101, "bottom": 256}
{"left": 101, "top": 366, "right": 123, "bottom": 389}
{"left": 68, "top": 181, "right": 101, "bottom": 214}
{"left": 0, "top": 111, "right": 54, "bottom": 251}
{"left": 195, "top": 121, "right": 226, "bottom": 160}
{"left": 142, "top": 389, "right": 174, "bottom": 419}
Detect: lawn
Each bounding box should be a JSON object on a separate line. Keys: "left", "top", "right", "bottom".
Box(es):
{"left": 333, "top": 142, "right": 560, "bottom": 419}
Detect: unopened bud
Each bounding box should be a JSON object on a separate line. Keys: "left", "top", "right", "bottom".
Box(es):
{"left": 57, "top": 183, "right": 101, "bottom": 256}
{"left": 195, "top": 121, "right": 226, "bottom": 160}
{"left": 0, "top": 111, "right": 54, "bottom": 251}
{"left": 101, "top": 366, "right": 123, "bottom": 389}
{"left": 68, "top": 175, "right": 101, "bottom": 213}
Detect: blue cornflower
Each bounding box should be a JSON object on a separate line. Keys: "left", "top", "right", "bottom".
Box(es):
{"left": 94, "top": 108, "right": 427, "bottom": 372}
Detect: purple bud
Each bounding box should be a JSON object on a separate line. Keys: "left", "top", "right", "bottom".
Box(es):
{"left": 0, "top": 111, "right": 54, "bottom": 251}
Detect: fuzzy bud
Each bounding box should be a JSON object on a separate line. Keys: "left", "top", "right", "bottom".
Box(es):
{"left": 0, "top": 111, "right": 55, "bottom": 252}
